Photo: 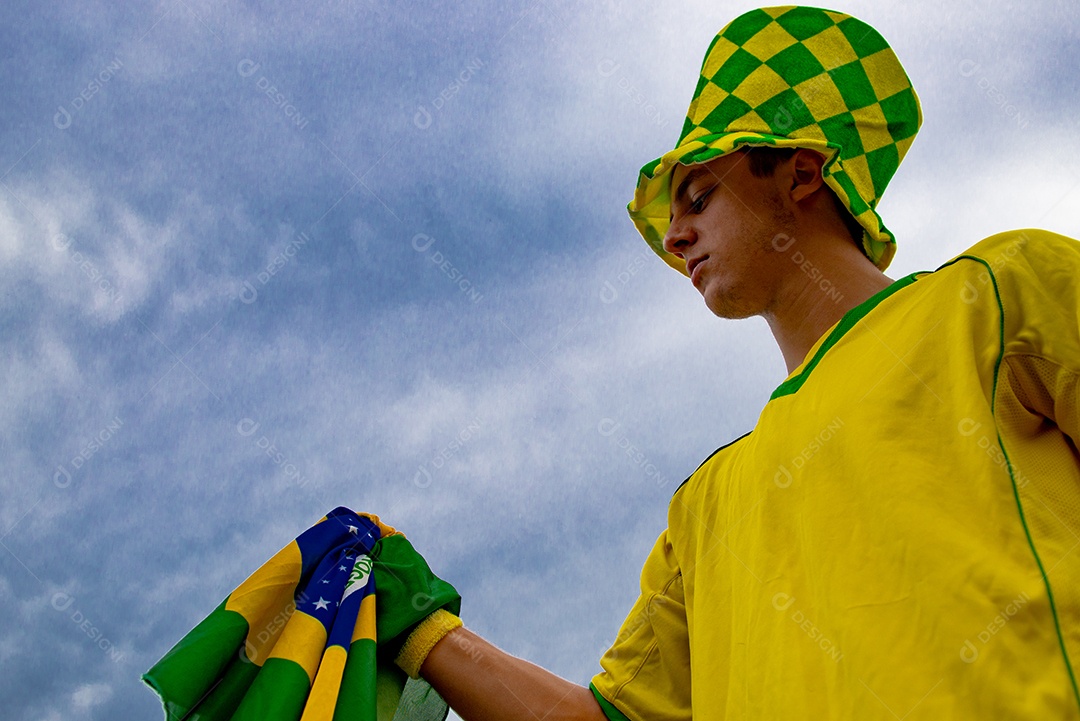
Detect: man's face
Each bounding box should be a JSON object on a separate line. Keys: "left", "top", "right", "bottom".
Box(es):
{"left": 663, "top": 151, "right": 796, "bottom": 319}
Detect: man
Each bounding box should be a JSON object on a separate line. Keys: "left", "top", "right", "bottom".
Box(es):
{"left": 386, "top": 6, "right": 1080, "bottom": 719}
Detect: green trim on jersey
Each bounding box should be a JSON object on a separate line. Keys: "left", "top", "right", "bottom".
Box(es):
{"left": 944, "top": 252, "right": 1080, "bottom": 709}
{"left": 673, "top": 430, "right": 754, "bottom": 497}
{"left": 770, "top": 270, "right": 922, "bottom": 400}
{"left": 590, "top": 683, "right": 632, "bottom": 721}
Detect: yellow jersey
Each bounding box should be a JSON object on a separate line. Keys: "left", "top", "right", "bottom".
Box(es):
{"left": 592, "top": 229, "right": 1080, "bottom": 719}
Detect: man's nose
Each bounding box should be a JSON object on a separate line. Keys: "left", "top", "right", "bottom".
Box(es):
{"left": 663, "top": 215, "right": 695, "bottom": 257}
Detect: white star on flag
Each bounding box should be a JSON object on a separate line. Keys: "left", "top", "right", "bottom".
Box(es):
{"left": 314, "top": 598, "right": 330, "bottom": 611}
{"left": 347, "top": 525, "right": 358, "bottom": 534}
{"left": 339, "top": 565, "right": 347, "bottom": 572}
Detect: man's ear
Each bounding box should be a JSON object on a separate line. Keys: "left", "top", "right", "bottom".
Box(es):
{"left": 788, "top": 149, "right": 827, "bottom": 203}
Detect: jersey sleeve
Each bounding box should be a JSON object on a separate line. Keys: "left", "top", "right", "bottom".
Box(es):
{"left": 590, "top": 530, "right": 691, "bottom": 721}
{"left": 981, "top": 229, "right": 1080, "bottom": 674}
{"left": 993, "top": 229, "right": 1080, "bottom": 444}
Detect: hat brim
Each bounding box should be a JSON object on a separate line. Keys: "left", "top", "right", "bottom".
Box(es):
{"left": 628, "top": 132, "right": 895, "bottom": 274}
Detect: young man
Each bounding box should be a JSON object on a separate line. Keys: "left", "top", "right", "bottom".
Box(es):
{"left": 391, "top": 6, "right": 1080, "bottom": 719}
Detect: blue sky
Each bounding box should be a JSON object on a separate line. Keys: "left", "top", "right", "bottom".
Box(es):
{"left": 1, "top": 1, "right": 1078, "bottom": 718}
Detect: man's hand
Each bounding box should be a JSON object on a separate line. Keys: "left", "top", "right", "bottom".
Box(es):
{"left": 370, "top": 533, "right": 461, "bottom": 660}
{"left": 369, "top": 530, "right": 606, "bottom": 721}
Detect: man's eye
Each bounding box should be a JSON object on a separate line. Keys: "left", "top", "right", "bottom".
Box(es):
{"left": 690, "top": 186, "right": 715, "bottom": 213}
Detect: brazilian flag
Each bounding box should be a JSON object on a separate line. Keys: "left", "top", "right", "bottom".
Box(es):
{"left": 143, "top": 507, "right": 449, "bottom": 720}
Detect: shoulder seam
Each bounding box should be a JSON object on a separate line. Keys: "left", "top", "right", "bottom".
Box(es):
{"left": 672, "top": 429, "right": 753, "bottom": 498}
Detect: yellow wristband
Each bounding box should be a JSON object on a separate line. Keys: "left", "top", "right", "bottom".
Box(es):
{"left": 394, "top": 609, "right": 463, "bottom": 679}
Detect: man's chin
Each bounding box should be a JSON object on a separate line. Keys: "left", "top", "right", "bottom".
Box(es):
{"left": 712, "top": 309, "right": 757, "bottom": 320}
{"left": 702, "top": 287, "right": 759, "bottom": 320}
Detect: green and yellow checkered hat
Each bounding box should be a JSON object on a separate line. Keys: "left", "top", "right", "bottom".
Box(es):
{"left": 630, "top": 6, "right": 921, "bottom": 273}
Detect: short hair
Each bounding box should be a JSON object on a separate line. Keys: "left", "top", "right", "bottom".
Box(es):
{"left": 742, "top": 146, "right": 869, "bottom": 258}
{"left": 744, "top": 145, "right": 797, "bottom": 178}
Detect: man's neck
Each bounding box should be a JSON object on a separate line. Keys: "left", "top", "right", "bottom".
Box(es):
{"left": 763, "top": 244, "right": 894, "bottom": 374}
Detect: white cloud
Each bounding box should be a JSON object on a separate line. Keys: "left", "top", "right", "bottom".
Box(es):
{"left": 71, "top": 682, "right": 113, "bottom": 711}
{"left": 0, "top": 173, "right": 160, "bottom": 323}
{"left": 885, "top": 132, "right": 1080, "bottom": 277}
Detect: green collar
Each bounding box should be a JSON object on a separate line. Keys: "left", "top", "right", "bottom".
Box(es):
{"left": 770, "top": 271, "right": 924, "bottom": 401}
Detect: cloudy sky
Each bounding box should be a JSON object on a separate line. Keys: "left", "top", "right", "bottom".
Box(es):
{"left": 1, "top": 1, "right": 1077, "bottom": 718}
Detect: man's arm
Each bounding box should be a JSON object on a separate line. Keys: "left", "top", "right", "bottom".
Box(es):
{"left": 419, "top": 626, "right": 608, "bottom": 721}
